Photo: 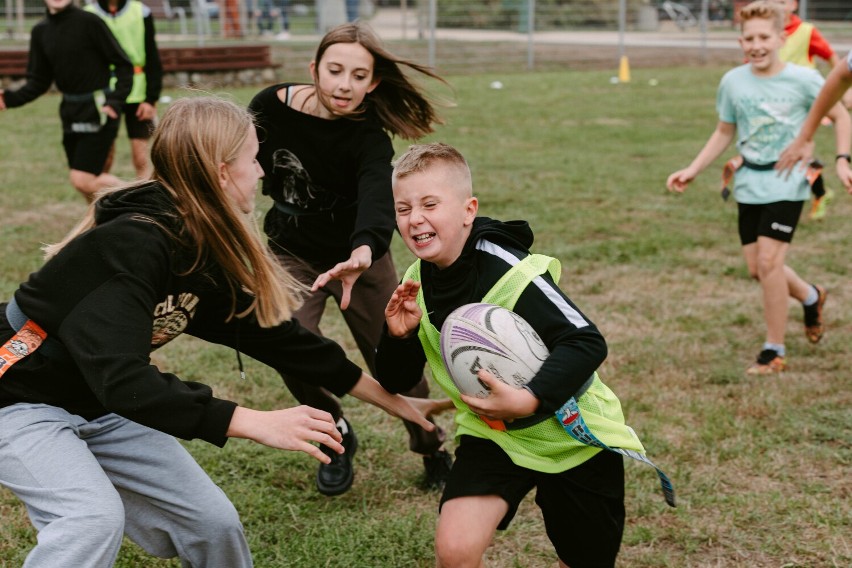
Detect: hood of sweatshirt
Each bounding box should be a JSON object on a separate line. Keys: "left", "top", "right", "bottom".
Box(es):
{"left": 422, "top": 217, "right": 535, "bottom": 329}
{"left": 95, "top": 181, "right": 179, "bottom": 229}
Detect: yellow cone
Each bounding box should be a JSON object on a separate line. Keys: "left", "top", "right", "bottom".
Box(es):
{"left": 618, "top": 55, "right": 631, "bottom": 83}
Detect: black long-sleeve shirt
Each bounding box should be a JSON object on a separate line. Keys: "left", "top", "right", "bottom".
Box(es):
{"left": 376, "top": 218, "right": 608, "bottom": 416}
{"left": 0, "top": 183, "right": 362, "bottom": 447}
{"left": 3, "top": 5, "right": 133, "bottom": 116}
{"left": 249, "top": 84, "right": 396, "bottom": 266}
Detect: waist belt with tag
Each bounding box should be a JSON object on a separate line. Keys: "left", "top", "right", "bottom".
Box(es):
{"left": 0, "top": 298, "right": 60, "bottom": 379}
{"left": 720, "top": 156, "right": 823, "bottom": 201}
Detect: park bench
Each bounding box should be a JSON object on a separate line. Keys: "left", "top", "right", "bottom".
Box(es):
{"left": 1, "top": 44, "right": 279, "bottom": 79}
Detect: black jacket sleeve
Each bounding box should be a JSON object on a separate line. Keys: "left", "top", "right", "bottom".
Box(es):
{"left": 511, "top": 270, "right": 608, "bottom": 413}
{"left": 3, "top": 25, "right": 53, "bottom": 108}
{"left": 350, "top": 126, "right": 396, "bottom": 260}
{"left": 375, "top": 326, "right": 428, "bottom": 394}
{"left": 142, "top": 11, "right": 162, "bottom": 104}
{"left": 94, "top": 17, "right": 133, "bottom": 113}
{"left": 187, "top": 311, "right": 364, "bottom": 398}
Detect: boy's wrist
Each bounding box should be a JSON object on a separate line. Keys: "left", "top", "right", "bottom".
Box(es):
{"left": 835, "top": 153, "right": 851, "bottom": 163}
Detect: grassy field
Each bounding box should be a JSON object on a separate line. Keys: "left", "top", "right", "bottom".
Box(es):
{"left": 0, "top": 65, "right": 849, "bottom": 567}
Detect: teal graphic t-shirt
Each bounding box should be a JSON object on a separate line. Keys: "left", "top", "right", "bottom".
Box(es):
{"left": 716, "top": 62, "right": 824, "bottom": 204}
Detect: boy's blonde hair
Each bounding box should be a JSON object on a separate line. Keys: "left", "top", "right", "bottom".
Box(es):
{"left": 739, "top": 0, "right": 784, "bottom": 31}
{"left": 392, "top": 142, "right": 472, "bottom": 195}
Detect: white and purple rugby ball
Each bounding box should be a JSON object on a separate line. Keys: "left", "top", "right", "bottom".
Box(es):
{"left": 440, "top": 303, "right": 550, "bottom": 398}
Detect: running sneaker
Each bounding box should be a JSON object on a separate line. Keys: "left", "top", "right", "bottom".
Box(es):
{"left": 803, "top": 285, "right": 827, "bottom": 344}
{"left": 746, "top": 349, "right": 786, "bottom": 375}
{"left": 809, "top": 188, "right": 834, "bottom": 221}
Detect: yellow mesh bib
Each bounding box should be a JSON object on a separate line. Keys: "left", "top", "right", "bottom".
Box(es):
{"left": 403, "top": 254, "right": 645, "bottom": 473}
{"left": 780, "top": 22, "right": 816, "bottom": 68}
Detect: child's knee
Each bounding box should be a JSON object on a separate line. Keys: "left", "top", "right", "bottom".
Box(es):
{"left": 435, "top": 534, "right": 483, "bottom": 568}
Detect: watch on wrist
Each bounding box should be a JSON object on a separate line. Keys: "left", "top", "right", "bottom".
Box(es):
{"left": 836, "top": 154, "right": 852, "bottom": 163}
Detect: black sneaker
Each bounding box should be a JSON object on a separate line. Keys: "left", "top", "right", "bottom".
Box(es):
{"left": 316, "top": 418, "right": 357, "bottom": 496}
{"left": 421, "top": 449, "right": 453, "bottom": 490}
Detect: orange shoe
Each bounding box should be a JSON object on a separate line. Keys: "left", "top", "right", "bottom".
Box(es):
{"left": 746, "top": 349, "right": 786, "bottom": 375}
{"left": 803, "top": 285, "right": 827, "bottom": 344}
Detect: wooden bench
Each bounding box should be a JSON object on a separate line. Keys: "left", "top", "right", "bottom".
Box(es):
{"left": 1, "top": 44, "right": 279, "bottom": 79}
{"left": 158, "top": 44, "right": 279, "bottom": 73}
{"left": 0, "top": 50, "right": 30, "bottom": 78}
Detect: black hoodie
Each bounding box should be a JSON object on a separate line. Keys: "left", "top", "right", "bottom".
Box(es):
{"left": 0, "top": 183, "right": 362, "bottom": 447}
{"left": 376, "top": 217, "right": 608, "bottom": 415}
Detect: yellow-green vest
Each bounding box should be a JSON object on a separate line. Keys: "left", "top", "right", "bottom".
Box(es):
{"left": 780, "top": 21, "right": 816, "bottom": 68}
{"left": 403, "top": 253, "right": 645, "bottom": 473}
{"left": 86, "top": 1, "right": 148, "bottom": 103}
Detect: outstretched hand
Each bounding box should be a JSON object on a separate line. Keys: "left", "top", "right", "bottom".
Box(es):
{"left": 311, "top": 245, "right": 373, "bottom": 310}
{"left": 776, "top": 138, "right": 815, "bottom": 178}
{"left": 459, "top": 370, "right": 539, "bottom": 422}
{"left": 385, "top": 280, "right": 422, "bottom": 338}
{"left": 666, "top": 167, "right": 698, "bottom": 193}
{"left": 227, "top": 405, "right": 344, "bottom": 464}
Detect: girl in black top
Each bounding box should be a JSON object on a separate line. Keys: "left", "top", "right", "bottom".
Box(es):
{"left": 0, "top": 96, "right": 436, "bottom": 567}
{"left": 248, "top": 22, "right": 451, "bottom": 496}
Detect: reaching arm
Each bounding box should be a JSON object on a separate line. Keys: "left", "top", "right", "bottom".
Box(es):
{"left": 666, "top": 121, "right": 736, "bottom": 192}
{"left": 310, "top": 244, "right": 373, "bottom": 310}
{"left": 777, "top": 60, "right": 852, "bottom": 175}
{"left": 227, "top": 405, "right": 343, "bottom": 463}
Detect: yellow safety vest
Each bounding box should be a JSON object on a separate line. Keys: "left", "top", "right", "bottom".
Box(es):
{"left": 780, "top": 21, "right": 816, "bottom": 68}
{"left": 403, "top": 253, "right": 645, "bottom": 473}
{"left": 86, "top": 1, "right": 148, "bottom": 103}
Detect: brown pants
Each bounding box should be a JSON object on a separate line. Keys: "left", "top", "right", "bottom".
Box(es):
{"left": 277, "top": 251, "right": 444, "bottom": 455}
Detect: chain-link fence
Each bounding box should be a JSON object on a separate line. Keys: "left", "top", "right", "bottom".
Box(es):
{"left": 3, "top": 0, "right": 851, "bottom": 76}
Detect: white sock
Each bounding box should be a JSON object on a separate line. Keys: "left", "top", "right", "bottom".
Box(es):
{"left": 802, "top": 285, "right": 819, "bottom": 307}
{"left": 336, "top": 418, "right": 348, "bottom": 435}
{"left": 762, "top": 342, "right": 785, "bottom": 357}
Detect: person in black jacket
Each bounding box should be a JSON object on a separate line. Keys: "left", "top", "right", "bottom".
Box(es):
{"left": 0, "top": 96, "right": 438, "bottom": 568}
{"left": 249, "top": 21, "right": 451, "bottom": 497}
{"left": 86, "top": 0, "right": 163, "bottom": 179}
{"left": 0, "top": 0, "right": 133, "bottom": 200}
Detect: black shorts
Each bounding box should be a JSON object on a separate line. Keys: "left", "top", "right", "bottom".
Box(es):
{"left": 121, "top": 103, "right": 156, "bottom": 140}
{"left": 737, "top": 200, "right": 804, "bottom": 245}
{"left": 61, "top": 120, "right": 119, "bottom": 175}
{"left": 440, "top": 435, "right": 625, "bottom": 567}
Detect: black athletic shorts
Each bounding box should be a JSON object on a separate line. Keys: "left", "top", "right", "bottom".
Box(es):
{"left": 62, "top": 120, "right": 119, "bottom": 175}
{"left": 122, "top": 103, "right": 156, "bottom": 140}
{"left": 737, "top": 200, "right": 804, "bottom": 245}
{"left": 440, "top": 435, "right": 625, "bottom": 567}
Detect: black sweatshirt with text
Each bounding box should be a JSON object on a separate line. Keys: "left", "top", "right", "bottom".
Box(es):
{"left": 0, "top": 183, "right": 362, "bottom": 447}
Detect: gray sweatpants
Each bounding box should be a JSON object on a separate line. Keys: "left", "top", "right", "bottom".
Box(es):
{"left": 0, "top": 403, "right": 253, "bottom": 568}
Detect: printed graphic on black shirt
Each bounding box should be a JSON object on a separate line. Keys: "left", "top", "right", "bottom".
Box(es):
{"left": 271, "top": 149, "right": 341, "bottom": 212}
{"left": 152, "top": 293, "right": 199, "bottom": 347}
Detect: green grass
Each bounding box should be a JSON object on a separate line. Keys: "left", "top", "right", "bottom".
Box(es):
{"left": 1, "top": 66, "right": 850, "bottom": 567}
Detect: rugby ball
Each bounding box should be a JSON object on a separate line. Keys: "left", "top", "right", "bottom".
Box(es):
{"left": 440, "top": 303, "right": 550, "bottom": 398}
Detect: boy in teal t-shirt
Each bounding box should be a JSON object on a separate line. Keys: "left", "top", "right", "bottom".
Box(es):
{"left": 666, "top": 0, "right": 851, "bottom": 375}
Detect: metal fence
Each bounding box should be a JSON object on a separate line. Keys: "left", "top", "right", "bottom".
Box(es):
{"left": 3, "top": 0, "right": 851, "bottom": 76}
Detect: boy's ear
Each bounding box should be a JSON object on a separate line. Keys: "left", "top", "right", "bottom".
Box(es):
{"left": 464, "top": 196, "right": 479, "bottom": 225}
